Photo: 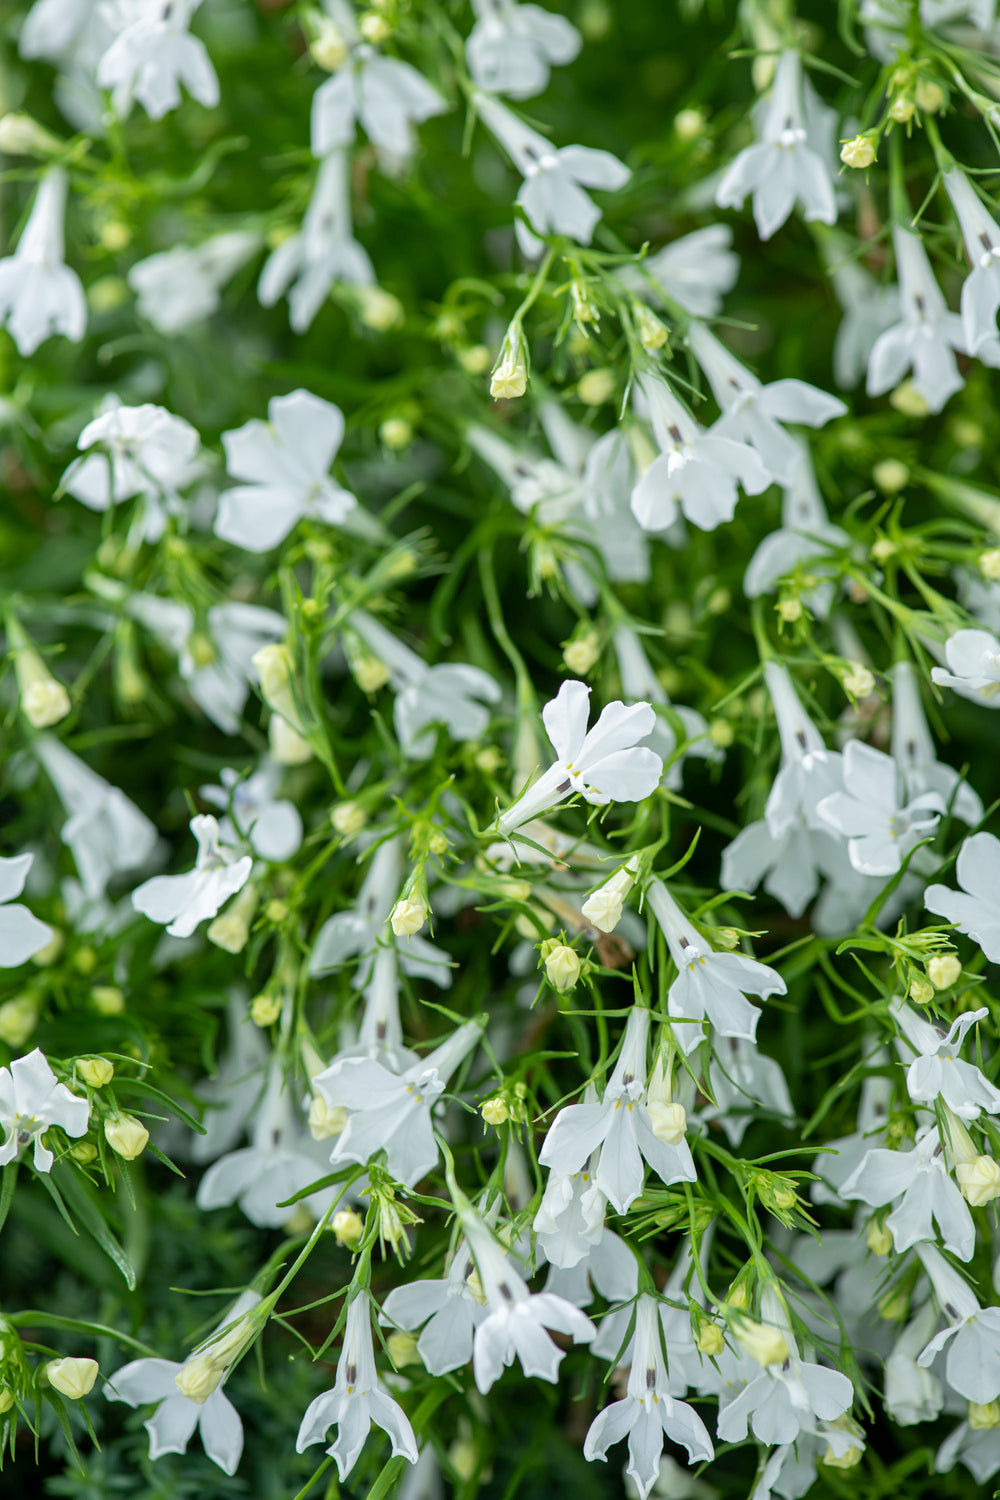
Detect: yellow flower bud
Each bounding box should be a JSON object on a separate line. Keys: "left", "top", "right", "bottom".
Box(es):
{"left": 956, "top": 1155, "right": 1000, "bottom": 1206}
{"left": 927, "top": 954, "right": 962, "bottom": 990}
{"left": 269, "top": 715, "right": 314, "bottom": 765}
{"left": 873, "top": 458, "right": 909, "bottom": 494}
{"left": 870, "top": 538, "right": 898, "bottom": 565}
{"left": 563, "top": 632, "right": 600, "bottom": 676}
{"left": 250, "top": 993, "right": 283, "bottom": 1027}
{"left": 77, "top": 1058, "right": 114, "bottom": 1089}
{"left": 695, "top": 1320, "right": 725, "bottom": 1356}
{"left": 674, "top": 107, "right": 704, "bottom": 140}
{"left": 543, "top": 942, "right": 582, "bottom": 992}
{"left": 308, "top": 1096, "right": 348, "bottom": 1141}
{"left": 104, "top": 1114, "right": 149, "bottom": 1160}
{"left": 480, "top": 1097, "right": 510, "bottom": 1126}
{"left": 207, "top": 885, "right": 258, "bottom": 955}
{"left": 777, "top": 598, "right": 803, "bottom": 623}
{"left": 310, "top": 20, "right": 349, "bottom": 71}
{"left": 915, "top": 78, "right": 945, "bottom": 114}
{"left": 821, "top": 1442, "right": 863, "bottom": 1470}
{"left": 0, "top": 113, "right": 63, "bottom": 157}
{"left": 331, "top": 801, "right": 367, "bottom": 838}
{"left": 356, "top": 285, "right": 404, "bottom": 332}
{"left": 380, "top": 417, "right": 413, "bottom": 449}
{"left": 490, "top": 348, "right": 528, "bottom": 400}
{"left": 866, "top": 1218, "right": 893, "bottom": 1256}
{"left": 969, "top": 1399, "right": 1000, "bottom": 1430}
{"left": 842, "top": 663, "right": 875, "bottom": 699}
{"left": 458, "top": 343, "right": 492, "bottom": 375}
{"left": 359, "top": 12, "right": 391, "bottom": 43}
{"left": 14, "top": 646, "right": 71, "bottom": 728}
{"left": 647, "top": 1100, "right": 687, "bottom": 1145}
{"left": 475, "top": 746, "right": 502, "bottom": 774}
{"left": 71, "top": 1142, "right": 97, "bottom": 1163}
{"left": 840, "top": 135, "right": 877, "bottom": 169}
{"left": 0, "top": 1388, "right": 13, "bottom": 1414}
{"left": 731, "top": 1318, "right": 789, "bottom": 1368}
{"left": 0, "top": 996, "right": 40, "bottom": 1048}
{"left": 99, "top": 219, "right": 131, "bottom": 252}
{"left": 890, "top": 381, "right": 929, "bottom": 418}
{"left": 465, "top": 1269, "right": 487, "bottom": 1305}
{"left": 448, "top": 1437, "right": 479, "bottom": 1482}
{"left": 332, "top": 1209, "right": 365, "bottom": 1248}
{"left": 878, "top": 1287, "right": 909, "bottom": 1323}
{"left": 387, "top": 1331, "right": 421, "bottom": 1367}
{"left": 635, "top": 302, "right": 668, "bottom": 351}
{"left": 889, "top": 96, "right": 915, "bottom": 123}
{"left": 980, "top": 549, "right": 1000, "bottom": 582}
{"left": 174, "top": 1308, "right": 260, "bottom": 1405}
{"left": 709, "top": 719, "right": 734, "bottom": 748}
{"left": 45, "top": 1357, "right": 99, "bottom": 1398}
{"left": 390, "top": 895, "right": 428, "bottom": 937}
{"left": 909, "top": 974, "right": 934, "bottom": 1005}
{"left": 577, "top": 368, "right": 616, "bottom": 406}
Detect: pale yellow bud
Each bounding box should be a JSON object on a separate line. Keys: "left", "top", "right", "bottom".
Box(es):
{"left": 481, "top": 1097, "right": 510, "bottom": 1126}
{"left": 458, "top": 343, "right": 492, "bottom": 375}
{"left": 777, "top": 598, "right": 803, "bottom": 623}
{"left": 490, "top": 348, "right": 528, "bottom": 400}
{"left": 927, "top": 954, "right": 962, "bottom": 990}
{"left": 712, "top": 928, "right": 740, "bottom": 950}
{"left": 771, "top": 1184, "right": 797, "bottom": 1210}
{"left": 674, "top": 107, "right": 704, "bottom": 140}
{"left": 577, "top": 368, "right": 616, "bottom": 406}
{"left": 709, "top": 719, "right": 734, "bottom": 748}
{"left": 357, "top": 285, "right": 404, "bottom": 332}
{"left": 99, "top": 220, "right": 131, "bottom": 252}
{"left": 174, "top": 1310, "right": 259, "bottom": 1404}
{"left": 308, "top": 1096, "right": 348, "bottom": 1141}
{"left": 647, "top": 1100, "right": 687, "bottom": 1145}
{"left": 87, "top": 275, "right": 129, "bottom": 313}
{"left": 94, "top": 988, "right": 126, "bottom": 1020}
{"left": 310, "top": 20, "right": 349, "bottom": 71}
{"left": 15, "top": 646, "right": 71, "bottom": 728}
{"left": 250, "top": 993, "right": 282, "bottom": 1027}
{"left": 878, "top": 1287, "right": 909, "bottom": 1322}
{"left": 570, "top": 280, "right": 598, "bottom": 326}
{"left": 732, "top": 1318, "right": 789, "bottom": 1367}
{"left": 331, "top": 802, "right": 367, "bottom": 838}
{"left": 104, "top": 1114, "right": 149, "bottom": 1160}
{"left": 840, "top": 135, "right": 877, "bottom": 169}
{"left": 563, "top": 633, "right": 600, "bottom": 676}
{"left": 980, "top": 549, "right": 1000, "bottom": 582}
{"left": 475, "top": 746, "right": 502, "bottom": 774}
{"left": 635, "top": 302, "right": 668, "bottom": 351}
{"left": 969, "top": 1399, "right": 1000, "bottom": 1430}
{"left": 380, "top": 417, "right": 413, "bottom": 449}
{"left": 726, "top": 1279, "right": 750, "bottom": 1311}
{"left": 45, "top": 1357, "right": 98, "bottom": 1399}
{"left": 842, "top": 663, "right": 875, "bottom": 699}
{"left": 890, "top": 381, "right": 929, "bottom": 417}
{"left": 359, "top": 12, "right": 391, "bottom": 43}
{"left": 0, "top": 996, "right": 39, "bottom": 1048}
{"left": 873, "top": 458, "right": 909, "bottom": 493}
{"left": 889, "top": 96, "right": 915, "bottom": 123}
{"left": 870, "top": 538, "right": 898, "bottom": 564}
{"left": 351, "top": 648, "right": 391, "bottom": 695}
{"left": 449, "top": 1437, "right": 479, "bottom": 1482}
{"left": 252, "top": 643, "right": 299, "bottom": 725}
{"left": 956, "top": 1155, "right": 1000, "bottom": 1206}
{"left": 390, "top": 895, "right": 428, "bottom": 937}
{"left": 187, "top": 631, "right": 216, "bottom": 667}
{"left": 909, "top": 974, "right": 934, "bottom": 1005}
{"left": 0, "top": 113, "right": 63, "bottom": 157}
{"left": 465, "top": 1269, "right": 487, "bottom": 1305}
{"left": 269, "top": 715, "right": 314, "bottom": 764}
{"left": 31, "top": 931, "right": 63, "bottom": 967}
{"left": 0, "top": 1388, "right": 13, "bottom": 1414}
{"left": 387, "top": 1331, "right": 420, "bottom": 1367}
{"left": 543, "top": 943, "right": 582, "bottom": 992}
{"left": 71, "top": 1142, "right": 97, "bottom": 1163}
{"left": 77, "top": 1058, "right": 114, "bottom": 1089}
{"left": 866, "top": 1218, "right": 893, "bottom": 1256}
{"left": 695, "top": 1320, "right": 725, "bottom": 1356}
{"left": 822, "top": 1443, "right": 863, "bottom": 1470}
{"left": 208, "top": 885, "right": 258, "bottom": 955}
{"left": 915, "top": 78, "right": 945, "bottom": 113}
{"left": 332, "top": 1209, "right": 365, "bottom": 1248}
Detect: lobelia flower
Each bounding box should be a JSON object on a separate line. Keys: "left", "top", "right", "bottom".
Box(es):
{"left": 215, "top": 389, "right": 358, "bottom": 552}
{"left": 542, "top": 1224, "right": 638, "bottom": 1313}
{"left": 0, "top": 1048, "right": 89, "bottom": 1171}
{"left": 915, "top": 1242, "right": 1000, "bottom": 1404}
{"left": 311, "top": 40, "right": 445, "bottom": 159}
{"left": 612, "top": 625, "right": 715, "bottom": 791}
{"left": 866, "top": 226, "right": 967, "bottom": 413}
{"left": 128, "top": 230, "right": 261, "bottom": 334}
{"left": 890, "top": 996, "right": 1000, "bottom": 1120}
{"left": 630, "top": 373, "right": 769, "bottom": 535}
{"left": 715, "top": 50, "right": 837, "bottom": 240}
{"left": 131, "top": 814, "right": 252, "bottom": 939}
{"left": 97, "top": 0, "right": 220, "bottom": 121}
{"left": 460, "top": 1209, "right": 595, "bottom": 1393}
{"left": 645, "top": 880, "right": 786, "bottom": 1054}
{"left": 199, "top": 763, "right": 302, "bottom": 863}
{"left": 930, "top": 628, "right": 1000, "bottom": 707}
{"left": 104, "top": 1292, "right": 261, "bottom": 1474}
{"left": 704, "top": 1035, "right": 794, "bottom": 1149}
{"left": 883, "top": 1301, "right": 944, "bottom": 1427}
{"left": 313, "top": 1020, "right": 483, "bottom": 1186}
{"left": 839, "top": 1122, "right": 976, "bottom": 1260}
{"left": 296, "top": 1293, "right": 417, "bottom": 1480}
{"left": 810, "top": 1062, "right": 893, "bottom": 1205}
{"left": 891, "top": 660, "right": 983, "bottom": 823}
{"left": 381, "top": 1239, "right": 488, "bottom": 1375}
{"left": 624, "top": 224, "right": 740, "bottom": 318}
{"left": 473, "top": 91, "right": 629, "bottom": 256}
{"left": 497, "top": 679, "right": 662, "bottom": 835}
{"left": 533, "top": 1088, "right": 607, "bottom": 1268}
{"left": 687, "top": 322, "right": 845, "bottom": 486}
{"left": 826, "top": 248, "right": 901, "bottom": 390}
{"left": 0, "top": 853, "right": 55, "bottom": 966}
{"left": 538, "top": 1008, "right": 696, "bottom": 1214}
{"left": 584, "top": 1293, "right": 715, "bottom": 1497}
{"left": 0, "top": 168, "right": 86, "bottom": 356}
{"left": 936, "top": 1418, "right": 1000, "bottom": 1487}
{"left": 465, "top": 0, "right": 581, "bottom": 99}
{"left": 61, "top": 397, "right": 201, "bottom": 543}
{"left": 35, "top": 735, "right": 159, "bottom": 899}
{"left": 743, "top": 446, "right": 849, "bottom": 619}
{"left": 258, "top": 150, "right": 374, "bottom": 334}
{"left": 592, "top": 1241, "right": 715, "bottom": 1389}
{"left": 760, "top": 663, "right": 843, "bottom": 836}
{"left": 816, "top": 739, "right": 943, "bottom": 877}
{"left": 925, "top": 832, "right": 1000, "bottom": 962}
{"left": 190, "top": 994, "right": 269, "bottom": 1164}
{"left": 942, "top": 167, "right": 1000, "bottom": 356}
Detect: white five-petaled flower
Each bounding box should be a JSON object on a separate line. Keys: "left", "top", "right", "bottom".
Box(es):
{"left": 630, "top": 373, "right": 769, "bottom": 535}
{"left": 915, "top": 1242, "right": 1000, "bottom": 1405}
{"left": 925, "top": 831, "right": 1000, "bottom": 963}
{"left": 296, "top": 1293, "right": 418, "bottom": 1481}
{"left": 0, "top": 168, "right": 86, "bottom": 356}
{"left": 0, "top": 853, "right": 55, "bottom": 967}
{"left": 539, "top": 1007, "right": 696, "bottom": 1213}
{"left": 131, "top": 814, "right": 252, "bottom": 939}
{"left": 128, "top": 230, "right": 260, "bottom": 334}
{"left": 381, "top": 1239, "right": 488, "bottom": 1375}
{"left": 104, "top": 1292, "right": 261, "bottom": 1474}
{"left": 0, "top": 1048, "right": 89, "bottom": 1171}
{"left": 826, "top": 247, "right": 901, "bottom": 390}
{"left": 646, "top": 880, "right": 786, "bottom": 1054}
{"left": 817, "top": 739, "right": 943, "bottom": 877}
{"left": 942, "top": 167, "right": 1000, "bottom": 357}
{"left": 97, "top": 0, "right": 220, "bottom": 121}
{"left": 883, "top": 1301, "right": 944, "bottom": 1427}
{"left": 623, "top": 224, "right": 740, "bottom": 318}
{"left": 215, "top": 389, "right": 357, "bottom": 553}
{"left": 891, "top": 996, "right": 1000, "bottom": 1120}
{"left": 760, "top": 662, "right": 844, "bottom": 837}
{"left": 311, "top": 43, "right": 445, "bottom": 159}
{"left": 715, "top": 50, "right": 837, "bottom": 240}
{"left": 705, "top": 1034, "right": 795, "bottom": 1149}
{"left": 461, "top": 1209, "right": 596, "bottom": 1393}
{"left": 466, "top": 0, "right": 581, "bottom": 99}
{"left": 532, "top": 1146, "right": 607, "bottom": 1269}
{"left": 313, "top": 1021, "right": 483, "bottom": 1186}
{"left": 497, "top": 679, "right": 662, "bottom": 835}
{"left": 474, "top": 92, "right": 629, "bottom": 256}
{"left": 866, "top": 225, "right": 967, "bottom": 413}
{"left": 199, "top": 763, "right": 303, "bottom": 863}
{"left": 62, "top": 397, "right": 202, "bottom": 543}
{"left": 840, "top": 1123, "right": 975, "bottom": 1261}
{"left": 930, "top": 628, "right": 1000, "bottom": 708}
{"left": 584, "top": 1293, "right": 715, "bottom": 1499}
{"left": 892, "top": 660, "right": 983, "bottom": 824}
{"left": 35, "top": 734, "right": 160, "bottom": 899}
{"left": 742, "top": 443, "right": 848, "bottom": 619}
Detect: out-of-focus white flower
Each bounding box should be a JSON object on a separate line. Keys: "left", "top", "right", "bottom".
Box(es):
{"left": 0, "top": 168, "right": 85, "bottom": 356}
{"left": 199, "top": 763, "right": 302, "bottom": 864}
{"left": 624, "top": 225, "right": 739, "bottom": 318}
{"left": 0, "top": 853, "right": 55, "bottom": 967}
{"left": 35, "top": 735, "right": 159, "bottom": 898}
{"left": 866, "top": 226, "right": 967, "bottom": 413}
{"left": 97, "top": 0, "right": 220, "bottom": 121}
{"left": 826, "top": 247, "right": 901, "bottom": 389}
{"left": 381, "top": 1240, "right": 488, "bottom": 1375}
{"left": 817, "top": 739, "right": 943, "bottom": 876}
{"left": 925, "top": 831, "right": 1000, "bottom": 962}
{"left": 931, "top": 628, "right": 1000, "bottom": 707}
{"left": 840, "top": 1123, "right": 975, "bottom": 1260}
{"left": 884, "top": 1301, "right": 944, "bottom": 1426}
{"left": 743, "top": 444, "right": 848, "bottom": 618}
{"left": 0, "top": 1047, "right": 89, "bottom": 1171}
{"left": 131, "top": 814, "right": 252, "bottom": 939}
{"left": 612, "top": 625, "right": 715, "bottom": 791}
{"left": 705, "top": 1035, "right": 794, "bottom": 1148}
{"left": 916, "top": 1242, "right": 1000, "bottom": 1404}
{"left": 311, "top": 43, "right": 445, "bottom": 158}
{"left": 466, "top": 0, "right": 580, "bottom": 99}
{"left": 61, "top": 397, "right": 201, "bottom": 543}
{"left": 128, "top": 231, "right": 260, "bottom": 333}
{"left": 891, "top": 661, "right": 983, "bottom": 823}
{"left": 942, "top": 168, "right": 1000, "bottom": 356}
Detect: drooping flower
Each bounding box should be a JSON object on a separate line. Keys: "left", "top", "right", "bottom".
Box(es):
{"left": 0, "top": 168, "right": 86, "bottom": 356}
{"left": 465, "top": 0, "right": 581, "bottom": 99}
{"left": 840, "top": 1123, "right": 975, "bottom": 1260}
{"left": 97, "top": 0, "right": 220, "bottom": 121}
{"left": 866, "top": 226, "right": 967, "bottom": 413}
{"left": 128, "top": 230, "right": 260, "bottom": 334}
{"left": 61, "top": 397, "right": 202, "bottom": 543}
{"left": 891, "top": 660, "right": 983, "bottom": 823}
{"left": 0, "top": 853, "right": 55, "bottom": 967}
{"left": 817, "top": 739, "right": 943, "bottom": 877}
{"left": 35, "top": 735, "right": 159, "bottom": 899}
{"left": 704, "top": 1035, "right": 794, "bottom": 1148}
{"left": 311, "top": 42, "right": 445, "bottom": 159}
{"left": 0, "top": 1048, "right": 89, "bottom": 1171}
{"left": 915, "top": 1242, "right": 1000, "bottom": 1404}
{"left": 891, "top": 996, "right": 1000, "bottom": 1120}
{"left": 942, "top": 167, "right": 1000, "bottom": 356}
{"left": 131, "top": 814, "right": 252, "bottom": 939}
{"left": 381, "top": 1240, "right": 488, "bottom": 1376}
{"left": 930, "top": 628, "right": 1000, "bottom": 707}
{"left": 296, "top": 1293, "right": 418, "bottom": 1480}
{"left": 189, "top": 994, "right": 269, "bottom": 1165}
{"left": 925, "top": 832, "right": 1000, "bottom": 963}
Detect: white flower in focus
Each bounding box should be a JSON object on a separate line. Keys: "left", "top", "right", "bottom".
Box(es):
{"left": 215, "top": 389, "right": 357, "bottom": 552}
{"left": 931, "top": 629, "right": 1000, "bottom": 707}
{"left": 128, "top": 231, "right": 260, "bottom": 333}
{"left": 533, "top": 1153, "right": 607, "bottom": 1269}
{"left": 942, "top": 168, "right": 1000, "bottom": 356}
{"left": 97, "top": 0, "right": 220, "bottom": 121}
{"left": 715, "top": 51, "right": 837, "bottom": 240}
{"left": 925, "top": 832, "right": 1000, "bottom": 962}
{"left": 0, "top": 168, "right": 85, "bottom": 356}
{"left": 817, "top": 740, "right": 943, "bottom": 877}
{"left": 466, "top": 0, "right": 581, "bottom": 99}
{"left": 381, "top": 1241, "right": 487, "bottom": 1375}
{"left": 61, "top": 398, "right": 201, "bottom": 543}
{"left": 0, "top": 853, "right": 55, "bottom": 967}
{"left": 891, "top": 997, "right": 1000, "bottom": 1120}
{"left": 0, "top": 1048, "right": 89, "bottom": 1171}
{"left": 891, "top": 661, "right": 983, "bottom": 823}
{"left": 498, "top": 679, "right": 661, "bottom": 834}
{"left": 916, "top": 1242, "right": 1000, "bottom": 1404}
{"left": 296, "top": 1294, "right": 417, "bottom": 1480}
{"left": 866, "top": 226, "right": 967, "bottom": 413}
{"left": 840, "top": 1124, "right": 975, "bottom": 1260}
{"left": 131, "top": 814, "right": 252, "bottom": 939}
{"left": 35, "top": 735, "right": 159, "bottom": 899}
{"left": 311, "top": 45, "right": 445, "bottom": 158}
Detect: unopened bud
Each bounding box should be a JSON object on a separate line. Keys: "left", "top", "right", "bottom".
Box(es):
{"left": 957, "top": 1155, "right": 1000, "bottom": 1206}
{"left": 14, "top": 646, "right": 71, "bottom": 728}
{"left": 979, "top": 549, "right": 1000, "bottom": 582}
{"left": 481, "top": 1097, "right": 510, "bottom": 1126}
{"left": 873, "top": 458, "right": 909, "bottom": 494}
{"left": 821, "top": 1442, "right": 863, "bottom": 1470}
{"left": 357, "top": 285, "right": 404, "bottom": 332}
{"left": 866, "top": 1218, "right": 893, "bottom": 1256}
{"left": 387, "top": 1331, "right": 420, "bottom": 1367}
{"left": 71, "top": 1142, "right": 97, "bottom": 1163}
{"left": 732, "top": 1318, "right": 789, "bottom": 1368}
{"left": 45, "top": 1357, "right": 98, "bottom": 1400}
{"left": 187, "top": 631, "right": 216, "bottom": 667}
{"left": 909, "top": 974, "right": 934, "bottom": 1005}
{"left": 674, "top": 107, "right": 704, "bottom": 140}
{"left": 359, "top": 11, "right": 391, "bottom": 43}
{"left": 890, "top": 382, "right": 929, "bottom": 418}
{"left": 0, "top": 113, "right": 63, "bottom": 157}
{"left": 647, "top": 1100, "right": 687, "bottom": 1145}
{"left": 0, "top": 1388, "right": 12, "bottom": 1414}
{"left": 635, "top": 302, "right": 668, "bottom": 351}
{"left": 310, "top": 19, "right": 349, "bottom": 70}
{"left": 465, "top": 1269, "right": 487, "bottom": 1305}
{"left": 695, "top": 1320, "right": 725, "bottom": 1356}
{"left": 332, "top": 1209, "right": 365, "bottom": 1248}
{"left": 332, "top": 801, "right": 367, "bottom": 838}
{"left": 709, "top": 719, "right": 734, "bottom": 748}
{"left": 308, "top": 1096, "right": 348, "bottom": 1141}
{"left": 969, "top": 1399, "right": 1000, "bottom": 1430}
{"left": 840, "top": 135, "right": 877, "bottom": 169}
{"left": 878, "top": 1287, "right": 909, "bottom": 1322}
{"left": 889, "top": 96, "right": 915, "bottom": 123}
{"left": 490, "top": 344, "right": 528, "bottom": 400}
{"left": 870, "top": 537, "right": 898, "bottom": 564}
{"left": 269, "top": 715, "right": 314, "bottom": 764}
{"left": 380, "top": 416, "right": 413, "bottom": 449}
{"left": 915, "top": 78, "right": 945, "bottom": 114}
{"left": 449, "top": 1437, "right": 479, "bottom": 1482}
{"left": 252, "top": 644, "right": 301, "bottom": 729}
{"left": 542, "top": 942, "right": 581, "bottom": 992}
{"left": 174, "top": 1304, "right": 261, "bottom": 1404}
{"left": 927, "top": 954, "right": 962, "bottom": 990}
{"left": 777, "top": 598, "right": 803, "bottom": 623}
{"left": 581, "top": 863, "right": 637, "bottom": 934}
{"left": 458, "top": 343, "right": 492, "bottom": 375}
{"left": 250, "top": 993, "right": 282, "bottom": 1027}
{"left": 104, "top": 1114, "right": 149, "bottom": 1160}
{"left": 577, "top": 367, "right": 616, "bottom": 406}
{"left": 391, "top": 895, "right": 428, "bottom": 937}
{"left": 207, "top": 885, "right": 258, "bottom": 955}
{"left": 563, "top": 632, "right": 600, "bottom": 676}
{"left": 77, "top": 1058, "right": 114, "bottom": 1089}
{"left": 842, "top": 663, "right": 875, "bottom": 699}
{"left": 0, "top": 996, "right": 39, "bottom": 1048}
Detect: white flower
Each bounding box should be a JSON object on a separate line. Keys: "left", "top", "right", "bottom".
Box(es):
{"left": 105, "top": 1292, "right": 261, "bottom": 1474}
{"left": 189, "top": 994, "right": 268, "bottom": 1164}
{"left": 0, "top": 1048, "right": 89, "bottom": 1171}
{"left": 936, "top": 1418, "right": 1000, "bottom": 1486}
{"left": 296, "top": 1294, "right": 418, "bottom": 1480}
{"left": 461, "top": 1210, "right": 595, "bottom": 1393}
{"left": 916, "top": 1242, "right": 1000, "bottom": 1404}
{"left": 199, "top": 763, "right": 302, "bottom": 863}
{"left": 0, "top": 168, "right": 85, "bottom": 356}
{"left": 584, "top": 1294, "right": 714, "bottom": 1498}
{"left": 466, "top": 0, "right": 580, "bottom": 99}
{"left": 131, "top": 814, "right": 252, "bottom": 939}
{"left": 883, "top": 1302, "right": 944, "bottom": 1426}
{"left": 474, "top": 92, "right": 629, "bottom": 255}
{"left": 497, "top": 679, "right": 662, "bottom": 834}
{"left": 826, "top": 250, "right": 901, "bottom": 390}
{"left": 892, "top": 661, "right": 983, "bottom": 823}
{"left": 258, "top": 151, "right": 374, "bottom": 333}
{"left": 704, "top": 1035, "right": 794, "bottom": 1148}
{"left": 721, "top": 817, "right": 848, "bottom": 923}
{"left": 687, "top": 322, "right": 845, "bottom": 485}
{"left": 866, "top": 226, "right": 967, "bottom": 413}
{"left": 612, "top": 625, "right": 715, "bottom": 791}
{"left": 630, "top": 373, "right": 769, "bottom": 535}
{"left": 715, "top": 51, "right": 837, "bottom": 240}
{"left": 97, "top": 0, "right": 220, "bottom": 121}
{"left": 215, "top": 389, "right": 357, "bottom": 552}
{"left": 759, "top": 662, "right": 844, "bottom": 837}
{"left": 625, "top": 225, "right": 739, "bottom": 318}
{"left": 743, "top": 448, "right": 848, "bottom": 618}
{"left": 646, "top": 881, "right": 786, "bottom": 1054}
{"left": 538, "top": 1008, "right": 696, "bottom": 1213}
{"left": 925, "top": 832, "right": 1000, "bottom": 962}
{"left": 35, "top": 735, "right": 159, "bottom": 899}
{"left": 314, "top": 1021, "right": 483, "bottom": 1186}
{"left": 931, "top": 628, "right": 1000, "bottom": 707}
{"left": 128, "top": 231, "right": 260, "bottom": 333}
{"left": 61, "top": 397, "right": 201, "bottom": 543}
{"left": 891, "top": 997, "right": 1000, "bottom": 1120}
{"left": 311, "top": 45, "right": 445, "bottom": 158}
{"left": 0, "top": 853, "right": 55, "bottom": 967}
{"left": 809, "top": 1064, "right": 893, "bottom": 1205}
{"left": 942, "top": 168, "right": 1000, "bottom": 356}
{"left": 840, "top": 1124, "right": 975, "bottom": 1261}
{"left": 817, "top": 739, "right": 943, "bottom": 877}
{"left": 533, "top": 1153, "right": 607, "bottom": 1269}
{"left": 381, "top": 1241, "right": 487, "bottom": 1375}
